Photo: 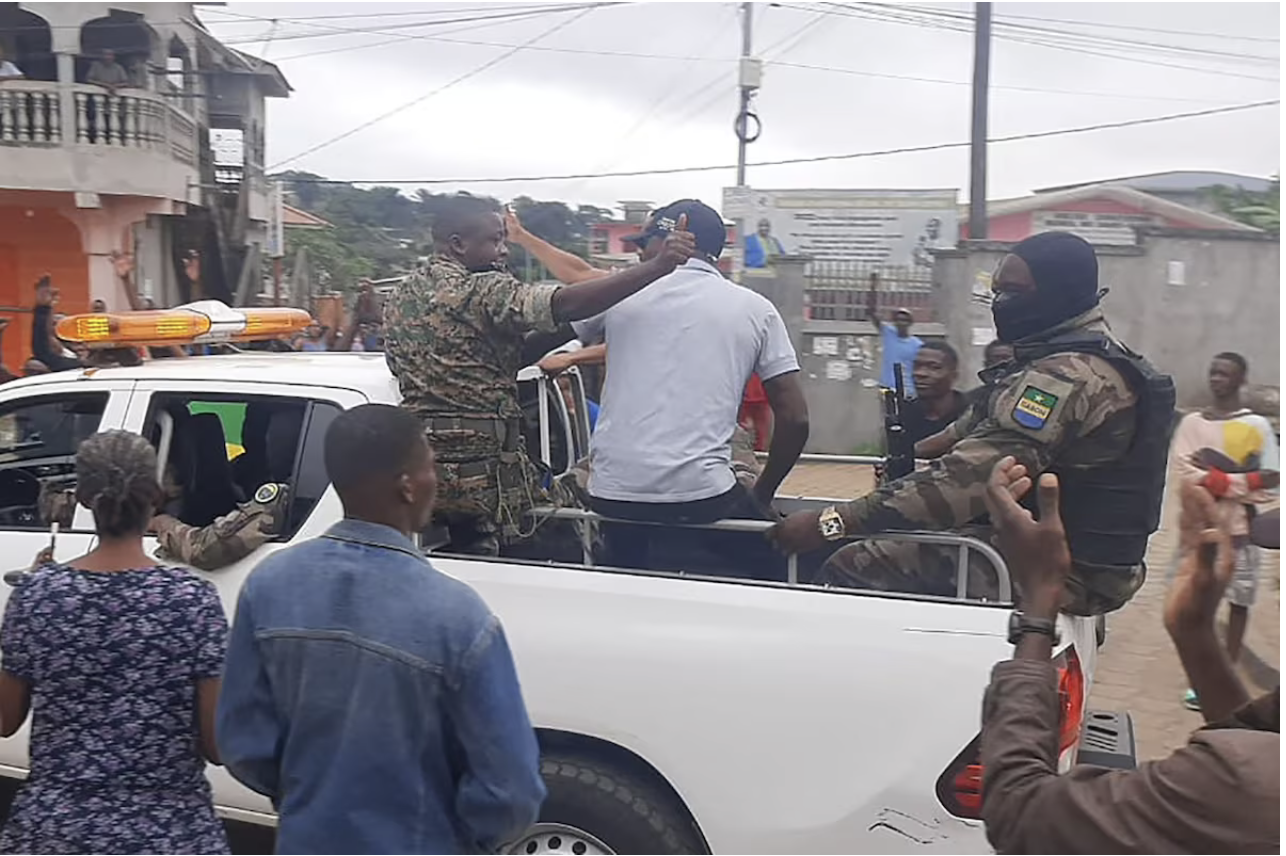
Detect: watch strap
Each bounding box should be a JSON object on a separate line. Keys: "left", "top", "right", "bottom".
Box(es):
{"left": 1008, "top": 611, "right": 1059, "bottom": 645}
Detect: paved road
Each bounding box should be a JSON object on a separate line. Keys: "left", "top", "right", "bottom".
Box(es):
{"left": 778, "top": 460, "right": 1280, "bottom": 762}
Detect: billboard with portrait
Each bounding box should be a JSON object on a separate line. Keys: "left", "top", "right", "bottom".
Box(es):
{"left": 723, "top": 187, "right": 959, "bottom": 270}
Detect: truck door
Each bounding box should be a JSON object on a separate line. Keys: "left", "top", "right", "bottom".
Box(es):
{"left": 0, "top": 379, "right": 134, "bottom": 774}
{"left": 120, "top": 380, "right": 366, "bottom": 820}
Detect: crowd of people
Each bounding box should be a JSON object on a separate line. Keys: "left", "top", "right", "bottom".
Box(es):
{"left": 0, "top": 192, "right": 1275, "bottom": 853}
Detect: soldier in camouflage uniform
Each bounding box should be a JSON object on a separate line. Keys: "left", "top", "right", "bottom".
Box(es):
{"left": 39, "top": 478, "right": 289, "bottom": 571}
{"left": 383, "top": 194, "right": 696, "bottom": 555}
{"left": 151, "top": 483, "right": 289, "bottom": 570}
{"left": 770, "top": 232, "right": 1175, "bottom": 616}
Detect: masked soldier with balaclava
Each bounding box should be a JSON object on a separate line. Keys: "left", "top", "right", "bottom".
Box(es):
{"left": 769, "top": 231, "right": 1176, "bottom": 616}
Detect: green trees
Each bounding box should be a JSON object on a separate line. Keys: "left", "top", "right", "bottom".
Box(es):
{"left": 1208, "top": 177, "right": 1280, "bottom": 235}
{"left": 272, "top": 173, "right": 614, "bottom": 290}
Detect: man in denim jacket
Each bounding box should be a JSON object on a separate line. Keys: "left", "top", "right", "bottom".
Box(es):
{"left": 217, "top": 404, "right": 545, "bottom": 853}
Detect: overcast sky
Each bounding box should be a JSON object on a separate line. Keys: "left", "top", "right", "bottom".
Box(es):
{"left": 201, "top": 1, "right": 1281, "bottom": 215}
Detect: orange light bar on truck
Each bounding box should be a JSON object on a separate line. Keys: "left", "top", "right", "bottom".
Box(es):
{"left": 55, "top": 301, "right": 314, "bottom": 349}
{"left": 58, "top": 311, "right": 212, "bottom": 346}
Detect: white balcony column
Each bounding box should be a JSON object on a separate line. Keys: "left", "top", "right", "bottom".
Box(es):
{"left": 56, "top": 53, "right": 76, "bottom": 145}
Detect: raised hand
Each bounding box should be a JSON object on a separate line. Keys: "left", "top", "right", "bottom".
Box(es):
{"left": 1165, "top": 481, "right": 1234, "bottom": 634}
{"left": 657, "top": 213, "right": 696, "bottom": 271}
{"left": 503, "top": 207, "right": 527, "bottom": 244}
{"left": 983, "top": 456, "right": 1072, "bottom": 611}
{"left": 111, "top": 250, "right": 135, "bottom": 281}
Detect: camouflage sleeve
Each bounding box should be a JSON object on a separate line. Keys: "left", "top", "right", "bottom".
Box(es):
{"left": 474, "top": 270, "right": 561, "bottom": 335}
{"left": 839, "top": 353, "right": 1137, "bottom": 534}
{"left": 155, "top": 485, "right": 289, "bottom": 571}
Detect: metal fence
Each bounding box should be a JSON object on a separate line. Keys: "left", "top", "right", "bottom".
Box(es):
{"left": 804, "top": 262, "right": 936, "bottom": 324}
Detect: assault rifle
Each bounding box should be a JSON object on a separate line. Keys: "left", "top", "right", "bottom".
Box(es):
{"left": 881, "top": 363, "right": 914, "bottom": 483}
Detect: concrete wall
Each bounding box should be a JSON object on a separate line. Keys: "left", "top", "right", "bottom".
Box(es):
{"left": 935, "top": 228, "right": 1280, "bottom": 407}
{"left": 742, "top": 258, "right": 947, "bottom": 454}
{"left": 742, "top": 229, "right": 1279, "bottom": 453}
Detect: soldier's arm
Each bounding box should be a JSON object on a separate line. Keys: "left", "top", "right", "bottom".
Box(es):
{"left": 837, "top": 356, "right": 1136, "bottom": 534}
{"left": 548, "top": 253, "right": 683, "bottom": 323}
{"left": 914, "top": 402, "right": 982, "bottom": 459}
{"left": 153, "top": 489, "right": 286, "bottom": 571}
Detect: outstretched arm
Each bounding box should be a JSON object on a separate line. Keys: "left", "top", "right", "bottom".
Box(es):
{"left": 865, "top": 271, "right": 882, "bottom": 332}
{"left": 506, "top": 210, "right": 608, "bottom": 286}
{"left": 549, "top": 217, "right": 695, "bottom": 323}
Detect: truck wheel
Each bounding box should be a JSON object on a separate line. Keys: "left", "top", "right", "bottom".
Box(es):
{"left": 505, "top": 753, "right": 704, "bottom": 855}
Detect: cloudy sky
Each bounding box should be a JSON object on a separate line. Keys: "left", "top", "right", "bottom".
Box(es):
{"left": 200, "top": 1, "right": 1281, "bottom": 214}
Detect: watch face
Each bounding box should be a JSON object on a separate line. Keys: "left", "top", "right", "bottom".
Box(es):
{"left": 820, "top": 514, "right": 844, "bottom": 538}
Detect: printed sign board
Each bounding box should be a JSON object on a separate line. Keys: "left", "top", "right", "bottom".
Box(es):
{"left": 722, "top": 187, "right": 959, "bottom": 269}
{"left": 266, "top": 181, "right": 285, "bottom": 259}
{"left": 1032, "top": 210, "right": 1160, "bottom": 246}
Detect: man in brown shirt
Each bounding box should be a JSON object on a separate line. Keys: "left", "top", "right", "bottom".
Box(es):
{"left": 980, "top": 460, "right": 1278, "bottom": 855}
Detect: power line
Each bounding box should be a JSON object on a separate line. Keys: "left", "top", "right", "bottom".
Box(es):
{"left": 205, "top": 3, "right": 595, "bottom": 23}
{"left": 848, "top": 2, "right": 1280, "bottom": 64}
{"left": 268, "top": 6, "right": 600, "bottom": 170}
{"left": 996, "top": 11, "right": 1280, "bottom": 44}
{"left": 581, "top": 5, "right": 738, "bottom": 176}
{"left": 768, "top": 61, "right": 1238, "bottom": 105}
{"left": 274, "top": 98, "right": 1279, "bottom": 185}
{"left": 267, "top": 11, "right": 568, "bottom": 63}
{"left": 257, "top": 18, "right": 281, "bottom": 59}
{"left": 796, "top": 3, "right": 1280, "bottom": 82}
{"left": 209, "top": 3, "right": 623, "bottom": 47}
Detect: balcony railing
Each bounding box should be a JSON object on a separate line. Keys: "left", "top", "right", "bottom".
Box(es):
{"left": 0, "top": 83, "right": 60, "bottom": 144}
{"left": 0, "top": 81, "right": 198, "bottom": 167}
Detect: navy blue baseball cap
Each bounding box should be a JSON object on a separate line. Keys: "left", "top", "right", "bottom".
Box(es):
{"left": 622, "top": 199, "right": 727, "bottom": 258}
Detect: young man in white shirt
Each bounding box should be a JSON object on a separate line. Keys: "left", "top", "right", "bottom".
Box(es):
{"left": 1172, "top": 351, "right": 1279, "bottom": 711}
{"left": 573, "top": 199, "right": 809, "bottom": 578}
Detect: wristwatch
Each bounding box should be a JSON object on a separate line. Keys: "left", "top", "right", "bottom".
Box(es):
{"left": 817, "top": 506, "right": 846, "bottom": 541}
{"left": 1007, "top": 611, "right": 1060, "bottom": 646}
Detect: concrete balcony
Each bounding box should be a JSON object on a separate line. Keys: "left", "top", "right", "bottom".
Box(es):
{"left": 0, "top": 80, "right": 200, "bottom": 204}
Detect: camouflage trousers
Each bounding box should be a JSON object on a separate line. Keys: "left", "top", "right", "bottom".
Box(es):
{"left": 730, "top": 424, "right": 762, "bottom": 490}
{"left": 813, "top": 525, "right": 1146, "bottom": 616}
{"left": 432, "top": 448, "right": 587, "bottom": 558}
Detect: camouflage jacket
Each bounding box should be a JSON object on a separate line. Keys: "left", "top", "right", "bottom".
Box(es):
{"left": 383, "top": 256, "right": 561, "bottom": 425}
{"left": 838, "top": 309, "right": 1137, "bottom": 536}
{"left": 153, "top": 483, "right": 289, "bottom": 571}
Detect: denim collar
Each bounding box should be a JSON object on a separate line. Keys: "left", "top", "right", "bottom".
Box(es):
{"left": 322, "top": 518, "right": 424, "bottom": 561}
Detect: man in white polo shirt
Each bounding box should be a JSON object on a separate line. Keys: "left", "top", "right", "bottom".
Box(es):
{"left": 573, "top": 199, "right": 809, "bottom": 577}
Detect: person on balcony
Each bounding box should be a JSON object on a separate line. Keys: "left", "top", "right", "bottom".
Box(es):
{"left": 87, "top": 49, "right": 130, "bottom": 95}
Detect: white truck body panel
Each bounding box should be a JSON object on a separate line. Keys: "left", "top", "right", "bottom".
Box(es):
{"left": 0, "top": 355, "right": 1102, "bottom": 853}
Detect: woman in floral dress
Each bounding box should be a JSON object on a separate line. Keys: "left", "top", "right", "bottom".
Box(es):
{"left": 0, "top": 430, "right": 229, "bottom": 854}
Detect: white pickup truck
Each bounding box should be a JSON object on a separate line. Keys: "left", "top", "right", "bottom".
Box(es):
{"left": 0, "top": 350, "right": 1135, "bottom": 854}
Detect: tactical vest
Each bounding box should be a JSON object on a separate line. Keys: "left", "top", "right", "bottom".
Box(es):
{"left": 1013, "top": 331, "right": 1177, "bottom": 567}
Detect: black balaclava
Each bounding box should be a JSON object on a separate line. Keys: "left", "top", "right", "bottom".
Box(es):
{"left": 992, "top": 231, "right": 1100, "bottom": 343}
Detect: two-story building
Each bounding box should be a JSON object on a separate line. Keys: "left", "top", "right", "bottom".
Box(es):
{"left": 0, "top": 2, "right": 288, "bottom": 369}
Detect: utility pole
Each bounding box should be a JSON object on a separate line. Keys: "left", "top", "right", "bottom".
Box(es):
{"left": 732, "top": 2, "right": 761, "bottom": 280}
{"left": 735, "top": 1, "right": 755, "bottom": 187}
{"left": 968, "top": 2, "right": 992, "bottom": 240}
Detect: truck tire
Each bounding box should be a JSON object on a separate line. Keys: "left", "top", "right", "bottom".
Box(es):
{"left": 509, "top": 753, "right": 704, "bottom": 855}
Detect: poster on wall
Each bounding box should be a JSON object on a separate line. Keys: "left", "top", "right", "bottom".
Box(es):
{"left": 722, "top": 187, "right": 959, "bottom": 270}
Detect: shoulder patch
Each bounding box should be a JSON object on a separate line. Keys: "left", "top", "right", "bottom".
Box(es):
{"left": 1013, "top": 385, "right": 1059, "bottom": 430}
{"left": 994, "top": 368, "right": 1077, "bottom": 441}
{"left": 254, "top": 483, "right": 281, "bottom": 504}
